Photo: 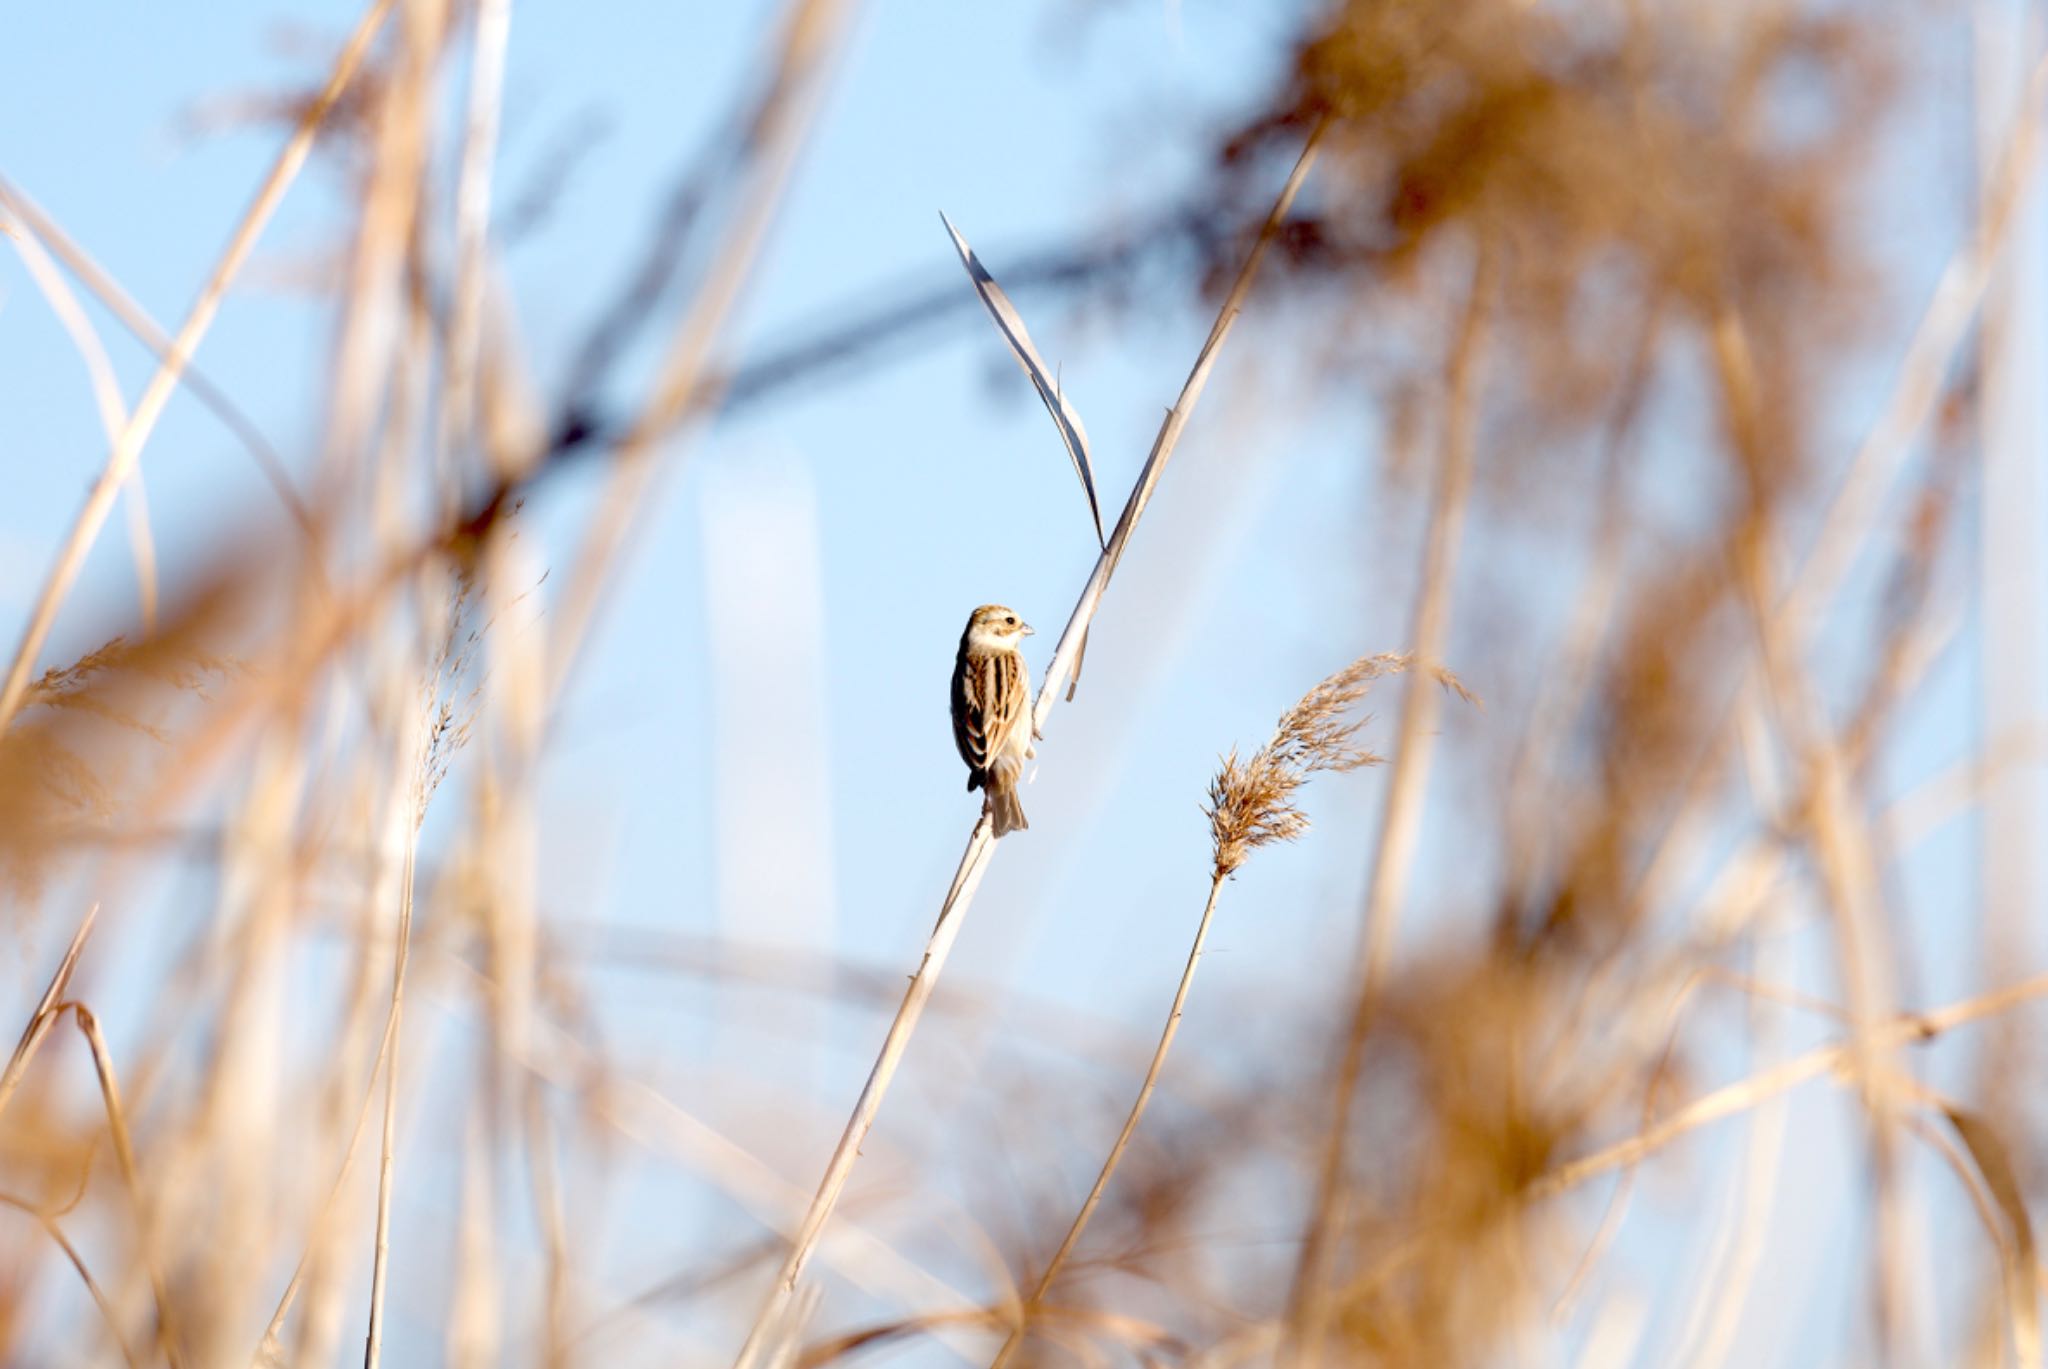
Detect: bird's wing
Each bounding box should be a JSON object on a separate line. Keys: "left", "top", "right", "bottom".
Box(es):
{"left": 953, "top": 650, "right": 994, "bottom": 776}
{"left": 953, "top": 649, "right": 1028, "bottom": 778}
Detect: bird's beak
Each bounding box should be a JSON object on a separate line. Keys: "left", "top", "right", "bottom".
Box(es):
{"left": 1022, "top": 623, "right": 1035, "bottom": 636}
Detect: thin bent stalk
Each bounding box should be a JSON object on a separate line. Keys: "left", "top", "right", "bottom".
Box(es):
{"left": 989, "top": 873, "right": 1228, "bottom": 1369}
{"left": 362, "top": 819, "right": 421, "bottom": 1369}
{"left": 729, "top": 121, "right": 1328, "bottom": 1369}
{"left": 0, "top": 210, "right": 160, "bottom": 627}
{"left": 0, "top": 183, "right": 309, "bottom": 534}
{"left": 0, "top": 1193, "right": 141, "bottom": 1369}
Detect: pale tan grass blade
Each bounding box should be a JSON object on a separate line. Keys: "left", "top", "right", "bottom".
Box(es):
{"left": 0, "top": 210, "right": 157, "bottom": 629}
{"left": 0, "top": 180, "right": 312, "bottom": 535}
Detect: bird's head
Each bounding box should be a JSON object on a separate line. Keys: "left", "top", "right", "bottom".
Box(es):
{"left": 964, "top": 603, "right": 1033, "bottom": 652}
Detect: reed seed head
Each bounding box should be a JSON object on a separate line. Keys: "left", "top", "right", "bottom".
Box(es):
{"left": 1206, "top": 653, "right": 1472, "bottom": 879}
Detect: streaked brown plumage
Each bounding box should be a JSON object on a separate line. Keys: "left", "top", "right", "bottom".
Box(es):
{"left": 951, "top": 604, "right": 1035, "bottom": 836}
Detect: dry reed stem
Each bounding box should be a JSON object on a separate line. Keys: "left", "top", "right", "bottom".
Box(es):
{"left": 287, "top": 946, "right": 385, "bottom": 1369}
{"left": 483, "top": 535, "right": 555, "bottom": 1359}
{"left": 542, "top": 0, "right": 853, "bottom": 708}
{"left": 1286, "top": 240, "right": 1494, "bottom": 1366}
{"left": 75, "top": 1004, "right": 186, "bottom": 1369}
{"left": 363, "top": 737, "right": 428, "bottom": 1369}
{"left": 730, "top": 121, "right": 1329, "bottom": 1369}
{"left": 0, "top": 0, "right": 394, "bottom": 737}
{"left": 1970, "top": 18, "right": 2042, "bottom": 1280}
{"left": 987, "top": 875, "right": 1227, "bottom": 1369}
{"left": 0, "top": 905, "right": 98, "bottom": 1123}
{"left": 361, "top": 887, "right": 411, "bottom": 1369}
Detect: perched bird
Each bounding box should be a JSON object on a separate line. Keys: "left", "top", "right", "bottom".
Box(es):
{"left": 951, "top": 604, "right": 1036, "bottom": 836}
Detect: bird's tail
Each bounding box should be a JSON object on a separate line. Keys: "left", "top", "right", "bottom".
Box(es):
{"left": 987, "top": 784, "right": 1028, "bottom": 837}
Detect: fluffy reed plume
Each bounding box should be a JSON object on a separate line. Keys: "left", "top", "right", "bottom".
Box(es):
{"left": 1208, "top": 653, "right": 1466, "bottom": 878}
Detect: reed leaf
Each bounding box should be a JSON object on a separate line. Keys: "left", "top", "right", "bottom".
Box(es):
{"left": 940, "top": 211, "right": 1105, "bottom": 548}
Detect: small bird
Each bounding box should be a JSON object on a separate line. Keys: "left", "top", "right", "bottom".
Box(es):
{"left": 951, "top": 604, "right": 1036, "bottom": 836}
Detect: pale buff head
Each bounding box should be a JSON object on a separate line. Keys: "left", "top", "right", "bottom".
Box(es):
{"left": 962, "top": 603, "right": 1033, "bottom": 653}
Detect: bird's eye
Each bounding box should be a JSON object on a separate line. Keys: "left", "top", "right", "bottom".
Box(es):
{"left": 1005, "top": 616, "right": 1016, "bottom": 626}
